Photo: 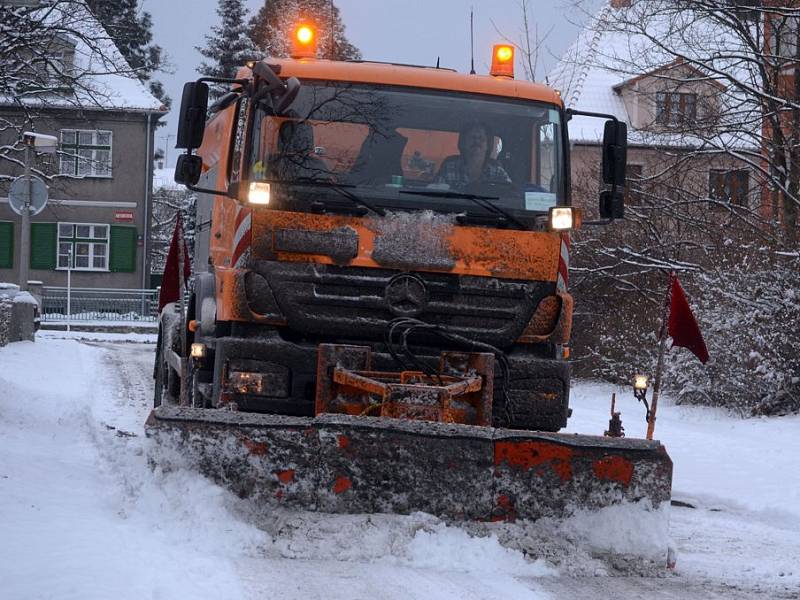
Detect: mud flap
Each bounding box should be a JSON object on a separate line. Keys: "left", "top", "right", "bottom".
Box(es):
{"left": 146, "top": 406, "right": 672, "bottom": 521}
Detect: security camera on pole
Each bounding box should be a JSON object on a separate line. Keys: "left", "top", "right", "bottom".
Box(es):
{"left": 9, "top": 132, "right": 58, "bottom": 291}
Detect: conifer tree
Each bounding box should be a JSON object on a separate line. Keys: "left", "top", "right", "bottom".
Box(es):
{"left": 84, "top": 0, "right": 169, "bottom": 106}
{"left": 249, "top": 0, "right": 360, "bottom": 61}
{"left": 198, "top": 0, "right": 257, "bottom": 99}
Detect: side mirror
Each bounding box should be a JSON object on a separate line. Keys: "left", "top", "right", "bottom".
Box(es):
{"left": 174, "top": 154, "right": 202, "bottom": 185}
{"left": 176, "top": 82, "right": 209, "bottom": 150}
{"left": 600, "top": 120, "right": 627, "bottom": 219}
{"left": 599, "top": 189, "right": 624, "bottom": 219}
{"left": 602, "top": 120, "right": 627, "bottom": 187}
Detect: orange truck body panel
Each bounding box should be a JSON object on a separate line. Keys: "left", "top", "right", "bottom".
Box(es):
{"left": 197, "top": 59, "right": 568, "bottom": 335}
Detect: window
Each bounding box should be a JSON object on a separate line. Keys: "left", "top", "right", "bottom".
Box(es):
{"left": 709, "top": 169, "right": 750, "bottom": 206}
{"left": 57, "top": 223, "right": 109, "bottom": 270}
{"left": 249, "top": 83, "right": 566, "bottom": 217}
{"left": 656, "top": 92, "right": 697, "bottom": 126}
{"left": 59, "top": 130, "right": 112, "bottom": 177}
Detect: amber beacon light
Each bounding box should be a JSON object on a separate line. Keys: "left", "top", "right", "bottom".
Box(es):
{"left": 491, "top": 44, "right": 515, "bottom": 78}
{"left": 292, "top": 24, "right": 317, "bottom": 58}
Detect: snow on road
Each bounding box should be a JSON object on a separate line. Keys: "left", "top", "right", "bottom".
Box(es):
{"left": 1, "top": 337, "right": 798, "bottom": 599}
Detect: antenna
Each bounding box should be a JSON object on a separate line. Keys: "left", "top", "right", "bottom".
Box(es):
{"left": 436, "top": 56, "right": 440, "bottom": 69}
{"left": 469, "top": 7, "right": 476, "bottom": 74}
{"left": 329, "top": 0, "right": 335, "bottom": 59}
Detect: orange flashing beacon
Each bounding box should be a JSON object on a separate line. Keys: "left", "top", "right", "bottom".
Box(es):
{"left": 491, "top": 44, "right": 515, "bottom": 79}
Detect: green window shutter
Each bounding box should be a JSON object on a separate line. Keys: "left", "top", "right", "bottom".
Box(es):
{"left": 110, "top": 225, "right": 137, "bottom": 272}
{"left": 30, "top": 223, "right": 57, "bottom": 270}
{"left": 0, "top": 222, "right": 13, "bottom": 269}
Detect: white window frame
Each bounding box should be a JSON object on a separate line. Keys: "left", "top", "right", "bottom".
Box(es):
{"left": 59, "top": 129, "right": 113, "bottom": 178}
{"left": 56, "top": 222, "right": 110, "bottom": 271}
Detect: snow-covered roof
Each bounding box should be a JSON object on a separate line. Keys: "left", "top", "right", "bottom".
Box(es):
{"left": 548, "top": 4, "right": 630, "bottom": 142}
{"left": 0, "top": 1, "right": 166, "bottom": 113}
{"left": 548, "top": 2, "right": 758, "bottom": 150}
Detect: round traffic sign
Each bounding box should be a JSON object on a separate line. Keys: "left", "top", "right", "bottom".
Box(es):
{"left": 8, "top": 175, "right": 48, "bottom": 216}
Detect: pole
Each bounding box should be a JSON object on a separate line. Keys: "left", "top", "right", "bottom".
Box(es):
{"left": 66, "top": 246, "right": 72, "bottom": 333}
{"left": 19, "top": 143, "right": 32, "bottom": 291}
{"left": 161, "top": 133, "right": 174, "bottom": 168}
{"left": 647, "top": 273, "right": 673, "bottom": 440}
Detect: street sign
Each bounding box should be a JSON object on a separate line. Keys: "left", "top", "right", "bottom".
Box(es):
{"left": 114, "top": 210, "right": 135, "bottom": 222}
{"left": 8, "top": 175, "right": 48, "bottom": 216}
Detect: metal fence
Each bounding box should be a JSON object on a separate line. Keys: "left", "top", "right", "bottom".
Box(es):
{"left": 41, "top": 287, "right": 160, "bottom": 323}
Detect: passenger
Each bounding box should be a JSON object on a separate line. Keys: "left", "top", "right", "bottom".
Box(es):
{"left": 436, "top": 121, "right": 511, "bottom": 190}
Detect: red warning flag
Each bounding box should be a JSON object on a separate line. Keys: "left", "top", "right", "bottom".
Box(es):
{"left": 668, "top": 274, "right": 709, "bottom": 364}
{"left": 158, "top": 213, "right": 191, "bottom": 312}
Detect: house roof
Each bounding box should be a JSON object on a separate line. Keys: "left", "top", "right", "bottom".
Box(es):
{"left": 612, "top": 59, "right": 728, "bottom": 93}
{"left": 0, "top": 1, "right": 166, "bottom": 114}
{"left": 547, "top": 2, "right": 757, "bottom": 150}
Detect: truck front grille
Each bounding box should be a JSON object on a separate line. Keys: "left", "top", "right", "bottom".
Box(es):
{"left": 249, "top": 262, "right": 554, "bottom": 349}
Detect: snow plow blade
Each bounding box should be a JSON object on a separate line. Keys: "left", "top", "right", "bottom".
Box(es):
{"left": 145, "top": 406, "right": 672, "bottom": 521}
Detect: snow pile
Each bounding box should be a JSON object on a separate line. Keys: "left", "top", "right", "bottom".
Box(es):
{"left": 402, "top": 523, "right": 557, "bottom": 576}
{"left": 11, "top": 291, "right": 38, "bottom": 306}
{"left": 552, "top": 501, "right": 672, "bottom": 562}
{"left": 38, "top": 329, "right": 158, "bottom": 344}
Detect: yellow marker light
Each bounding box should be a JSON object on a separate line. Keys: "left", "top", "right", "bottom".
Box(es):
{"left": 634, "top": 374, "right": 649, "bottom": 391}
{"left": 496, "top": 45, "right": 513, "bottom": 62}
{"left": 296, "top": 25, "right": 314, "bottom": 44}
{"left": 190, "top": 343, "right": 207, "bottom": 359}
{"left": 291, "top": 24, "right": 317, "bottom": 58}
{"left": 490, "top": 44, "right": 515, "bottom": 78}
{"left": 248, "top": 181, "right": 271, "bottom": 205}
{"left": 549, "top": 207, "right": 574, "bottom": 231}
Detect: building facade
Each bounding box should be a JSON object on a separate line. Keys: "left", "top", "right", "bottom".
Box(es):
{"left": 549, "top": 1, "right": 758, "bottom": 219}
{"left": 0, "top": 1, "right": 167, "bottom": 289}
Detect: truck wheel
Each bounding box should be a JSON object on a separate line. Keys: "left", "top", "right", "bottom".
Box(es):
{"left": 154, "top": 356, "right": 165, "bottom": 408}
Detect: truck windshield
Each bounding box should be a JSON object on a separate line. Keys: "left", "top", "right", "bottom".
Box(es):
{"left": 248, "top": 81, "right": 565, "bottom": 217}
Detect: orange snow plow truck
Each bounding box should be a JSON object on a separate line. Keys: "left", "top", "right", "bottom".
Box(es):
{"left": 146, "top": 30, "right": 672, "bottom": 521}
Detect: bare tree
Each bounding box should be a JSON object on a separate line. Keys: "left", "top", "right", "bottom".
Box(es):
{"left": 566, "top": 0, "right": 800, "bottom": 245}
{"left": 150, "top": 184, "right": 196, "bottom": 275}
{"left": 548, "top": 1, "right": 800, "bottom": 413}
{"left": 492, "top": 0, "right": 553, "bottom": 81}
{"left": 0, "top": 0, "right": 149, "bottom": 183}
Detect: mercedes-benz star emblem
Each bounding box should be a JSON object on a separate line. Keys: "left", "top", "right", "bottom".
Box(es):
{"left": 384, "top": 274, "right": 428, "bottom": 317}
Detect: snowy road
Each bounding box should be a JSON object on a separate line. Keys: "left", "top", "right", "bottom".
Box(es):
{"left": 1, "top": 335, "right": 798, "bottom": 599}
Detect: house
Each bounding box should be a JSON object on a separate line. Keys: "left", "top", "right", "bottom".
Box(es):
{"left": 0, "top": 0, "right": 167, "bottom": 290}
{"left": 549, "top": 0, "right": 758, "bottom": 217}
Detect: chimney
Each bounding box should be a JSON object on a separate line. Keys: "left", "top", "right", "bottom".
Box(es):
{"left": 610, "top": 0, "right": 631, "bottom": 8}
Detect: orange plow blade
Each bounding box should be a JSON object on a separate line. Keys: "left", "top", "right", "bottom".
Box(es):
{"left": 145, "top": 407, "right": 672, "bottom": 521}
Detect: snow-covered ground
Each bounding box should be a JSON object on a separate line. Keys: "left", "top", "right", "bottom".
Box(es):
{"left": 1, "top": 337, "right": 798, "bottom": 599}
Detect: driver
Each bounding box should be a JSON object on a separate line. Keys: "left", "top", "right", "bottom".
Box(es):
{"left": 435, "top": 121, "right": 511, "bottom": 190}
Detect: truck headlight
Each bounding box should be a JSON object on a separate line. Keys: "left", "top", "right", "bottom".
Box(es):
{"left": 549, "top": 207, "right": 575, "bottom": 231}
{"left": 248, "top": 181, "right": 271, "bottom": 205}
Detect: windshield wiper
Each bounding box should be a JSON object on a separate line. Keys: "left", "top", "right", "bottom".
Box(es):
{"left": 399, "top": 190, "right": 526, "bottom": 230}
{"left": 286, "top": 179, "right": 386, "bottom": 216}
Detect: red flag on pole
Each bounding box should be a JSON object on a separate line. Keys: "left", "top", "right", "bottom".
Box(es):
{"left": 667, "top": 274, "right": 709, "bottom": 364}
{"left": 158, "top": 213, "right": 190, "bottom": 312}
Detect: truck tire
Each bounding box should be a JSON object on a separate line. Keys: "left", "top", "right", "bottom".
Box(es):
{"left": 154, "top": 353, "right": 165, "bottom": 408}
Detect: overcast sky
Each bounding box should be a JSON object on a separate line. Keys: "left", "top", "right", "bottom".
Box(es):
{"left": 142, "top": 0, "right": 601, "bottom": 166}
